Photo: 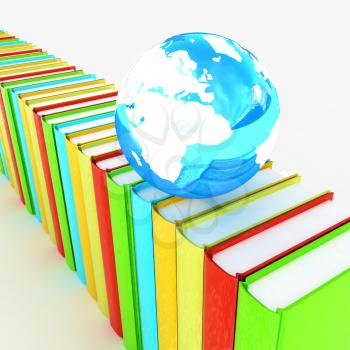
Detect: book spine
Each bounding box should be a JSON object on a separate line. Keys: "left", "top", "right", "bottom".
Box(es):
{"left": 34, "top": 111, "right": 65, "bottom": 255}
{"left": 65, "top": 139, "right": 96, "bottom": 297}
{"left": 152, "top": 209, "right": 178, "bottom": 350}
{"left": 0, "top": 140, "right": 5, "bottom": 175}
{"left": 0, "top": 119, "right": 9, "bottom": 180}
{"left": 92, "top": 163, "right": 123, "bottom": 336}
{"left": 9, "top": 89, "right": 42, "bottom": 221}
{"left": 107, "top": 177, "right": 140, "bottom": 350}
{"left": 125, "top": 185, "right": 143, "bottom": 349}
{"left": 0, "top": 49, "right": 42, "bottom": 58}
{"left": 24, "top": 103, "right": 55, "bottom": 240}
{"left": 0, "top": 87, "right": 24, "bottom": 202}
{"left": 42, "top": 121, "right": 75, "bottom": 270}
{"left": 78, "top": 151, "right": 108, "bottom": 316}
{"left": 176, "top": 229, "right": 204, "bottom": 350}
{"left": 16, "top": 93, "right": 48, "bottom": 232}
{"left": 203, "top": 254, "right": 238, "bottom": 350}
{"left": 234, "top": 283, "right": 281, "bottom": 350}
{"left": 132, "top": 191, "right": 158, "bottom": 350}
{"left": 3, "top": 86, "right": 37, "bottom": 215}
{"left": 55, "top": 129, "right": 85, "bottom": 283}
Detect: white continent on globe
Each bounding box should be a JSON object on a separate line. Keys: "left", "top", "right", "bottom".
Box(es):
{"left": 118, "top": 44, "right": 233, "bottom": 183}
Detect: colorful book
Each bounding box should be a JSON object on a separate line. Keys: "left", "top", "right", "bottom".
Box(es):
{"left": 91, "top": 150, "right": 128, "bottom": 336}
{"left": 55, "top": 110, "right": 116, "bottom": 283}
{"left": 234, "top": 219, "right": 350, "bottom": 350}
{"left": 0, "top": 58, "right": 72, "bottom": 215}
{"left": 0, "top": 52, "right": 53, "bottom": 67}
{"left": 175, "top": 175, "right": 335, "bottom": 350}
{"left": 131, "top": 182, "right": 170, "bottom": 350}
{"left": 15, "top": 70, "right": 88, "bottom": 245}
{"left": 0, "top": 63, "right": 77, "bottom": 206}
{"left": 0, "top": 38, "right": 26, "bottom": 47}
{"left": 0, "top": 54, "right": 59, "bottom": 215}
{"left": 205, "top": 197, "right": 350, "bottom": 350}
{"left": 0, "top": 138, "right": 5, "bottom": 175}
{"left": 0, "top": 58, "right": 74, "bottom": 204}
{"left": 0, "top": 44, "right": 39, "bottom": 57}
{"left": 0, "top": 47, "right": 42, "bottom": 58}
{"left": 40, "top": 99, "right": 116, "bottom": 266}
{"left": 0, "top": 58, "right": 63, "bottom": 74}
{"left": 66, "top": 133, "right": 118, "bottom": 298}
{"left": 151, "top": 164, "right": 285, "bottom": 349}
{"left": 22, "top": 86, "right": 116, "bottom": 263}
{"left": 107, "top": 166, "right": 143, "bottom": 350}
{"left": 77, "top": 126, "right": 119, "bottom": 315}
{"left": 5, "top": 71, "right": 94, "bottom": 229}
{"left": 0, "top": 31, "right": 13, "bottom": 39}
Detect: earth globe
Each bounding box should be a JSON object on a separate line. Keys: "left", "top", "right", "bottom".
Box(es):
{"left": 115, "top": 32, "right": 280, "bottom": 198}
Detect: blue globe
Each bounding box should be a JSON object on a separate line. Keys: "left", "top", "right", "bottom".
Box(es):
{"left": 115, "top": 32, "right": 279, "bottom": 198}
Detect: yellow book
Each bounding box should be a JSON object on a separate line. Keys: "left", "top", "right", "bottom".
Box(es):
{"left": 0, "top": 44, "right": 38, "bottom": 54}
{"left": 0, "top": 58, "right": 63, "bottom": 72}
{"left": 0, "top": 32, "right": 13, "bottom": 38}
{"left": 0, "top": 60, "right": 69, "bottom": 78}
{"left": 66, "top": 133, "right": 119, "bottom": 300}
{"left": 0, "top": 102, "right": 17, "bottom": 190}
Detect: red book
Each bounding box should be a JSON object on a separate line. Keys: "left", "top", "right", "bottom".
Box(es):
{"left": 0, "top": 65, "right": 76, "bottom": 204}
{"left": 32, "top": 94, "right": 117, "bottom": 256}
{"left": 0, "top": 49, "right": 42, "bottom": 58}
{"left": 202, "top": 191, "right": 350, "bottom": 350}
{"left": 0, "top": 36, "right": 16, "bottom": 41}
{"left": 91, "top": 150, "right": 129, "bottom": 337}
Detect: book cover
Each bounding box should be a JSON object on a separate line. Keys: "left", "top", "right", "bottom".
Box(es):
{"left": 234, "top": 221, "right": 350, "bottom": 350}
{"left": 91, "top": 150, "right": 128, "bottom": 336}
{"left": 107, "top": 166, "right": 143, "bottom": 350}
{"left": 202, "top": 191, "right": 349, "bottom": 350}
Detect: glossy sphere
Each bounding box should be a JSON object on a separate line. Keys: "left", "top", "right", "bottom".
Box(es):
{"left": 115, "top": 32, "right": 279, "bottom": 198}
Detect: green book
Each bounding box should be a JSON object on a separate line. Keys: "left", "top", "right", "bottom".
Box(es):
{"left": 0, "top": 51, "right": 50, "bottom": 64}
{"left": 234, "top": 220, "right": 350, "bottom": 350}
{"left": 0, "top": 142, "right": 4, "bottom": 175}
{"left": 107, "top": 166, "right": 143, "bottom": 350}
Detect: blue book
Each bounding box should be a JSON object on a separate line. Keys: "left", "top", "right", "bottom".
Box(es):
{"left": 54, "top": 111, "right": 116, "bottom": 283}
{"left": 0, "top": 40, "right": 27, "bottom": 47}
{"left": 131, "top": 182, "right": 171, "bottom": 350}
{"left": 0, "top": 54, "right": 55, "bottom": 67}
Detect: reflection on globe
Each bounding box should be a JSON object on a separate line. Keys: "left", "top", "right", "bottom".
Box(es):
{"left": 115, "top": 32, "right": 280, "bottom": 198}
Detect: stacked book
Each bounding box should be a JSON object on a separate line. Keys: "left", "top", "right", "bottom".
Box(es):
{"left": 0, "top": 30, "right": 349, "bottom": 350}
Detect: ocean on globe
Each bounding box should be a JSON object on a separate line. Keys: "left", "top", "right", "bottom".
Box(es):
{"left": 115, "top": 32, "right": 280, "bottom": 198}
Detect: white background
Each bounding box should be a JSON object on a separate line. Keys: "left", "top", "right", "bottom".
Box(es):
{"left": 1, "top": 0, "right": 350, "bottom": 348}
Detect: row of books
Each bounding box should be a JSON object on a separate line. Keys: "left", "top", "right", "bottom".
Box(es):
{"left": 0, "top": 30, "right": 350, "bottom": 350}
